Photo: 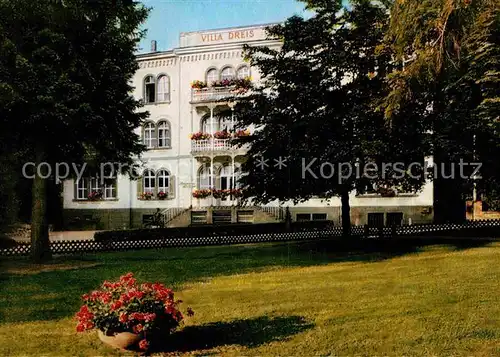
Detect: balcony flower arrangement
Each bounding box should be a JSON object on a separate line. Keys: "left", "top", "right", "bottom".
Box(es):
{"left": 75, "top": 273, "right": 193, "bottom": 352}
{"left": 210, "top": 78, "right": 234, "bottom": 88}
{"left": 157, "top": 191, "right": 168, "bottom": 200}
{"left": 230, "top": 188, "right": 243, "bottom": 198}
{"left": 233, "top": 77, "right": 252, "bottom": 90}
{"left": 88, "top": 190, "right": 103, "bottom": 201}
{"left": 190, "top": 80, "right": 207, "bottom": 89}
{"left": 214, "top": 130, "right": 231, "bottom": 139}
{"left": 190, "top": 132, "right": 211, "bottom": 140}
{"left": 192, "top": 189, "right": 212, "bottom": 199}
{"left": 212, "top": 189, "right": 231, "bottom": 199}
{"left": 141, "top": 192, "right": 154, "bottom": 200}
{"left": 233, "top": 129, "right": 250, "bottom": 138}
{"left": 378, "top": 187, "right": 396, "bottom": 197}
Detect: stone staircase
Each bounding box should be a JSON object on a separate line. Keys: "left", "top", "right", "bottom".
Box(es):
{"left": 254, "top": 206, "right": 286, "bottom": 222}
{"left": 159, "top": 205, "right": 287, "bottom": 227}
{"left": 161, "top": 207, "right": 191, "bottom": 227}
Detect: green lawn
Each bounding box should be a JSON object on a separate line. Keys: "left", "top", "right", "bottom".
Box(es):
{"left": 0, "top": 239, "right": 499, "bottom": 356}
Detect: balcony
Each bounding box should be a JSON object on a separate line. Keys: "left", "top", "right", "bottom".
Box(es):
{"left": 191, "top": 138, "right": 234, "bottom": 153}
{"left": 191, "top": 86, "right": 239, "bottom": 103}
{"left": 190, "top": 78, "right": 252, "bottom": 104}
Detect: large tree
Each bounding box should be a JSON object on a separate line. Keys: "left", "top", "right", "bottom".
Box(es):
{"left": 0, "top": 0, "right": 149, "bottom": 262}
{"left": 382, "top": 0, "right": 500, "bottom": 222}
{"left": 223, "top": 0, "right": 425, "bottom": 236}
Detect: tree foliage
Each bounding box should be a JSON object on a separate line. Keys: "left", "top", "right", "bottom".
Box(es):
{"left": 224, "top": 0, "right": 426, "bottom": 235}
{"left": 0, "top": 0, "right": 150, "bottom": 261}
{"left": 382, "top": 0, "right": 500, "bottom": 222}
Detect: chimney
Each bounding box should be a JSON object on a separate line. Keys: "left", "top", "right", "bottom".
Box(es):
{"left": 151, "top": 40, "right": 157, "bottom": 52}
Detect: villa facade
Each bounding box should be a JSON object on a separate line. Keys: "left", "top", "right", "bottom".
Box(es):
{"left": 61, "top": 24, "right": 434, "bottom": 230}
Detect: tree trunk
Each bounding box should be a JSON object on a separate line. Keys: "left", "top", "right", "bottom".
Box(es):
{"left": 341, "top": 189, "right": 351, "bottom": 238}
{"left": 31, "top": 152, "right": 51, "bottom": 263}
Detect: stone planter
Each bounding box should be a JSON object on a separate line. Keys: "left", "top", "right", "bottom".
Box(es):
{"left": 98, "top": 330, "right": 142, "bottom": 350}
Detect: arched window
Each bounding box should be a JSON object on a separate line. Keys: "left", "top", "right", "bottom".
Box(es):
{"left": 206, "top": 68, "right": 218, "bottom": 85}
{"left": 157, "top": 121, "right": 171, "bottom": 148}
{"left": 219, "top": 165, "right": 240, "bottom": 190}
{"left": 157, "top": 170, "right": 170, "bottom": 194}
{"left": 219, "top": 165, "right": 232, "bottom": 190}
{"left": 143, "top": 170, "right": 156, "bottom": 194}
{"left": 143, "top": 122, "right": 156, "bottom": 148}
{"left": 157, "top": 75, "right": 170, "bottom": 102}
{"left": 201, "top": 116, "right": 219, "bottom": 134}
{"left": 220, "top": 66, "right": 235, "bottom": 81}
{"left": 234, "top": 166, "right": 242, "bottom": 188}
{"left": 144, "top": 75, "right": 155, "bottom": 103}
{"left": 219, "top": 118, "right": 232, "bottom": 132}
{"left": 237, "top": 66, "right": 250, "bottom": 79}
{"left": 198, "top": 165, "right": 212, "bottom": 189}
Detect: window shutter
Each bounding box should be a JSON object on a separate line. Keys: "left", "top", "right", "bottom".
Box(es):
{"left": 137, "top": 176, "right": 143, "bottom": 199}
{"left": 168, "top": 175, "right": 175, "bottom": 199}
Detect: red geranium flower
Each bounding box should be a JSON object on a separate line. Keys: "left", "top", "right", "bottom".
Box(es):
{"left": 75, "top": 272, "right": 194, "bottom": 347}
{"left": 139, "top": 339, "right": 149, "bottom": 351}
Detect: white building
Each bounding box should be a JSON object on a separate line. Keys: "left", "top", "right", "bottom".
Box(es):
{"left": 62, "top": 24, "right": 434, "bottom": 230}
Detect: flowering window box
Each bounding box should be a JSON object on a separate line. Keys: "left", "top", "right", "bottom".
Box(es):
{"left": 192, "top": 189, "right": 212, "bottom": 199}
{"left": 140, "top": 192, "right": 154, "bottom": 200}
{"left": 190, "top": 132, "right": 211, "bottom": 140}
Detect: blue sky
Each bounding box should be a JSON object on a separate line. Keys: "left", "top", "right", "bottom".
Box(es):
{"left": 138, "top": 0, "right": 311, "bottom": 53}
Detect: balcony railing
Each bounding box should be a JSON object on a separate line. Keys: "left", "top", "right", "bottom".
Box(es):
{"left": 191, "top": 86, "right": 242, "bottom": 103}
{"left": 191, "top": 138, "right": 235, "bottom": 152}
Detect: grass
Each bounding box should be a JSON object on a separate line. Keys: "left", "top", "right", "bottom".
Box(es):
{"left": 0, "top": 239, "right": 500, "bottom": 356}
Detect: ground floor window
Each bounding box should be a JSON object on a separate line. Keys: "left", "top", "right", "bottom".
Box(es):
{"left": 75, "top": 177, "right": 117, "bottom": 200}
{"left": 296, "top": 213, "right": 327, "bottom": 221}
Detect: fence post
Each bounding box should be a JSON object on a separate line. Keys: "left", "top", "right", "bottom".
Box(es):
{"left": 364, "top": 224, "right": 369, "bottom": 238}
{"left": 391, "top": 225, "right": 397, "bottom": 238}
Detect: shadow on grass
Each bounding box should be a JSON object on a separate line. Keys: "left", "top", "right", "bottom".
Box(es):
{"left": 150, "top": 315, "right": 313, "bottom": 353}
{"left": 0, "top": 236, "right": 496, "bottom": 325}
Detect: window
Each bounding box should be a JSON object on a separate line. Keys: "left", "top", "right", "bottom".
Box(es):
{"left": 157, "top": 170, "right": 170, "bottom": 194}
{"left": 296, "top": 213, "right": 311, "bottom": 222}
{"left": 89, "top": 177, "right": 100, "bottom": 195}
{"left": 367, "top": 213, "right": 384, "bottom": 227}
{"left": 386, "top": 212, "right": 403, "bottom": 226}
{"left": 201, "top": 116, "right": 219, "bottom": 134}
{"left": 312, "top": 213, "right": 327, "bottom": 221}
{"left": 103, "top": 179, "right": 117, "bottom": 199}
{"left": 75, "top": 177, "right": 117, "bottom": 200}
{"left": 157, "top": 121, "right": 171, "bottom": 148}
{"left": 144, "top": 75, "right": 155, "bottom": 103}
{"left": 143, "top": 122, "right": 156, "bottom": 148}
{"left": 237, "top": 66, "right": 250, "bottom": 79}
{"left": 198, "top": 165, "right": 212, "bottom": 189}
{"left": 76, "top": 178, "right": 89, "bottom": 200}
{"left": 143, "top": 170, "right": 156, "bottom": 194}
{"left": 157, "top": 75, "right": 170, "bottom": 102}
{"left": 206, "top": 68, "right": 218, "bottom": 84}
{"left": 220, "top": 66, "right": 235, "bottom": 81}
{"left": 219, "top": 118, "right": 233, "bottom": 132}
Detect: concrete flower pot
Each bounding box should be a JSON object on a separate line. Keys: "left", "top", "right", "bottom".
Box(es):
{"left": 98, "top": 330, "right": 142, "bottom": 350}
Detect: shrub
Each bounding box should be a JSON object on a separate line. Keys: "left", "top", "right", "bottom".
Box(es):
{"left": 75, "top": 273, "right": 193, "bottom": 351}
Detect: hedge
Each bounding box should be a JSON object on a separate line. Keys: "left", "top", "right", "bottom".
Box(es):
{"left": 94, "top": 220, "right": 335, "bottom": 242}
